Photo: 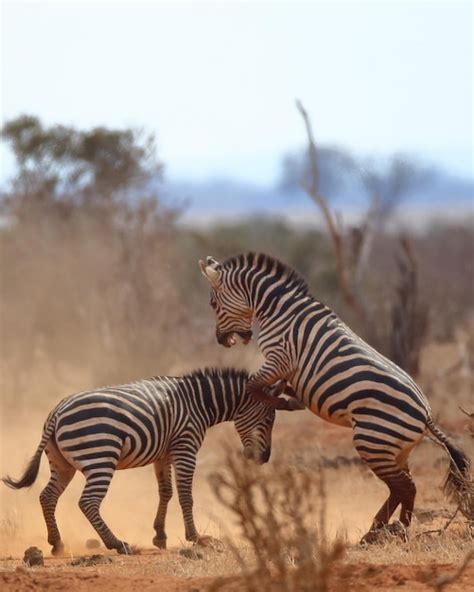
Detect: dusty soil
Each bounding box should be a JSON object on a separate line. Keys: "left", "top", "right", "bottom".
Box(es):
{"left": 1, "top": 552, "right": 474, "bottom": 592}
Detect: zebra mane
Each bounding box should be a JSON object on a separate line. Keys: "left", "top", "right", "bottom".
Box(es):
{"left": 222, "top": 252, "right": 310, "bottom": 296}
{"left": 182, "top": 367, "right": 250, "bottom": 382}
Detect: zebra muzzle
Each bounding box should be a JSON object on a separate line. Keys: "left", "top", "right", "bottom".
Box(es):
{"left": 217, "top": 332, "right": 236, "bottom": 348}
{"left": 217, "top": 330, "right": 252, "bottom": 347}
{"left": 237, "top": 330, "right": 253, "bottom": 345}
{"left": 243, "top": 446, "right": 270, "bottom": 465}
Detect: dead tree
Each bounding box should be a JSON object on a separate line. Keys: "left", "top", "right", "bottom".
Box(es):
{"left": 390, "top": 238, "right": 429, "bottom": 376}
{"left": 295, "top": 101, "right": 428, "bottom": 374}
{"left": 354, "top": 158, "right": 418, "bottom": 293}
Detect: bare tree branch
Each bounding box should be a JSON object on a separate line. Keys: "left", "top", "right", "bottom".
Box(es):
{"left": 295, "top": 99, "right": 365, "bottom": 319}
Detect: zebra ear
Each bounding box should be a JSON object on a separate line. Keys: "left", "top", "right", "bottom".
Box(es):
{"left": 206, "top": 256, "right": 220, "bottom": 267}
{"left": 199, "top": 258, "right": 221, "bottom": 288}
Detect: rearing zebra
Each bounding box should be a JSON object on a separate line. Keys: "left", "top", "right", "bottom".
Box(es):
{"left": 2, "top": 367, "right": 293, "bottom": 554}
{"left": 199, "top": 252, "right": 471, "bottom": 543}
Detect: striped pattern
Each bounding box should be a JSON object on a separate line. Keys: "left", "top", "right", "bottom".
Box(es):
{"left": 200, "top": 252, "right": 470, "bottom": 542}
{"left": 3, "top": 368, "right": 277, "bottom": 554}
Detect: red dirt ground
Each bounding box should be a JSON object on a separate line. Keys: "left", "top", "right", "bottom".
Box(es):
{"left": 1, "top": 563, "right": 473, "bottom": 592}
{"left": 1, "top": 554, "right": 473, "bottom": 592}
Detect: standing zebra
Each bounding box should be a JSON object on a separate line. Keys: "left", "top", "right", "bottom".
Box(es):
{"left": 2, "top": 367, "right": 293, "bottom": 555}
{"left": 199, "top": 252, "right": 471, "bottom": 543}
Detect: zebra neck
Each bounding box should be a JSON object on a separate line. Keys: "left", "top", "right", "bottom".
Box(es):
{"left": 255, "top": 288, "right": 310, "bottom": 329}
{"left": 195, "top": 377, "right": 246, "bottom": 427}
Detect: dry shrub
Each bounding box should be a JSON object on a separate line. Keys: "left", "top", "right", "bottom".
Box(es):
{"left": 452, "top": 468, "right": 474, "bottom": 528}
{"left": 208, "top": 451, "right": 345, "bottom": 592}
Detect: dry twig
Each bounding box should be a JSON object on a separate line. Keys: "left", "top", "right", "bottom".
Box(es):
{"left": 431, "top": 549, "right": 473, "bottom": 591}
{"left": 459, "top": 407, "right": 474, "bottom": 439}
{"left": 414, "top": 507, "right": 460, "bottom": 539}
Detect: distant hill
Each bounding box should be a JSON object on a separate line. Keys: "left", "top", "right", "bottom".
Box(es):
{"left": 161, "top": 166, "right": 473, "bottom": 225}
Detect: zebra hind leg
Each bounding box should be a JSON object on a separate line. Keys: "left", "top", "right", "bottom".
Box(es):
{"left": 152, "top": 461, "right": 173, "bottom": 549}
{"left": 398, "top": 467, "right": 416, "bottom": 527}
{"left": 361, "top": 464, "right": 416, "bottom": 544}
{"left": 353, "top": 431, "right": 417, "bottom": 544}
{"left": 78, "top": 464, "right": 132, "bottom": 555}
{"left": 39, "top": 454, "right": 76, "bottom": 556}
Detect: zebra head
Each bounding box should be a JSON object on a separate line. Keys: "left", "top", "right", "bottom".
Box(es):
{"left": 199, "top": 256, "right": 253, "bottom": 348}
{"left": 233, "top": 400, "right": 276, "bottom": 464}
{"left": 233, "top": 380, "right": 299, "bottom": 464}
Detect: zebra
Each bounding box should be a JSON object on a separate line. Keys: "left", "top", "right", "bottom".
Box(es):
{"left": 2, "top": 367, "right": 295, "bottom": 555}
{"left": 199, "top": 252, "right": 471, "bottom": 543}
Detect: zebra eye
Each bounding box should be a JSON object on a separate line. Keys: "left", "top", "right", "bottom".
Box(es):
{"left": 210, "top": 298, "right": 217, "bottom": 310}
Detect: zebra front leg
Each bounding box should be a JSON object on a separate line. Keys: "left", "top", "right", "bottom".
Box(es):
{"left": 39, "top": 453, "right": 75, "bottom": 556}
{"left": 172, "top": 453, "right": 199, "bottom": 543}
{"left": 78, "top": 463, "right": 132, "bottom": 554}
{"left": 173, "top": 451, "right": 221, "bottom": 548}
{"left": 246, "top": 354, "right": 296, "bottom": 410}
{"left": 152, "top": 461, "right": 172, "bottom": 549}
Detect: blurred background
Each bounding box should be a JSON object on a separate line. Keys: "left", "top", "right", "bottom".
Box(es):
{"left": 1, "top": 0, "right": 472, "bottom": 428}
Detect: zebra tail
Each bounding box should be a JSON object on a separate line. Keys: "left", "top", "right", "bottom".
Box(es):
{"left": 2, "top": 412, "right": 57, "bottom": 490}
{"left": 426, "top": 417, "right": 472, "bottom": 519}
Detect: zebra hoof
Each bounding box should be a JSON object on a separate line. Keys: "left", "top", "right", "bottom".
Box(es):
{"left": 51, "top": 542, "right": 65, "bottom": 556}
{"left": 117, "top": 542, "right": 133, "bottom": 555}
{"left": 152, "top": 536, "right": 167, "bottom": 549}
{"left": 360, "top": 529, "right": 380, "bottom": 545}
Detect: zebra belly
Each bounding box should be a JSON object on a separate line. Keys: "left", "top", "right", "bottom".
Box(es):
{"left": 306, "top": 388, "right": 428, "bottom": 452}
{"left": 55, "top": 426, "right": 167, "bottom": 473}
{"left": 116, "top": 436, "right": 167, "bottom": 469}
{"left": 294, "top": 380, "right": 354, "bottom": 427}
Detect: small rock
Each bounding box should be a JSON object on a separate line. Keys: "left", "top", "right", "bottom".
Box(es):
{"left": 179, "top": 548, "right": 203, "bottom": 560}
{"left": 23, "top": 546, "right": 44, "bottom": 567}
{"left": 85, "top": 538, "right": 101, "bottom": 550}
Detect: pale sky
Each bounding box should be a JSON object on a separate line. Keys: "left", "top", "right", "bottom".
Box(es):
{"left": 1, "top": 0, "right": 473, "bottom": 184}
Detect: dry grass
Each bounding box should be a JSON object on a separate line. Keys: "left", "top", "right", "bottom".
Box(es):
{"left": 347, "top": 524, "right": 473, "bottom": 565}
{"left": 208, "top": 451, "right": 345, "bottom": 592}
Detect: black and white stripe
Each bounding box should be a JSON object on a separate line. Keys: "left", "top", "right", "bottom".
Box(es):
{"left": 3, "top": 367, "right": 283, "bottom": 554}
{"left": 200, "top": 252, "right": 471, "bottom": 542}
